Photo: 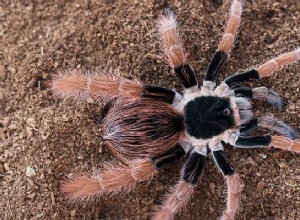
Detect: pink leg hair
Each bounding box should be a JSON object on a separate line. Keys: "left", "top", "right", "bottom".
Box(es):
{"left": 152, "top": 181, "right": 195, "bottom": 220}
{"left": 60, "top": 159, "right": 157, "bottom": 203}
{"left": 272, "top": 135, "right": 300, "bottom": 153}
{"left": 158, "top": 9, "right": 186, "bottom": 68}
{"left": 257, "top": 48, "right": 300, "bottom": 77}
{"left": 46, "top": 69, "right": 142, "bottom": 102}
{"left": 221, "top": 173, "right": 244, "bottom": 220}
{"left": 218, "top": 0, "right": 243, "bottom": 53}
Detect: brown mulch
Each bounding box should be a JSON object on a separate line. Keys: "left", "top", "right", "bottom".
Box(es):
{"left": 0, "top": 0, "right": 299, "bottom": 219}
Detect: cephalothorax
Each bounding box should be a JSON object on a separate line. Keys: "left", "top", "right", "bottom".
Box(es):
{"left": 48, "top": 0, "right": 300, "bottom": 219}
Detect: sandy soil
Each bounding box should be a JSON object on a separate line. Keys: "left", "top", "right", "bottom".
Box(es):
{"left": 0, "top": 0, "right": 300, "bottom": 219}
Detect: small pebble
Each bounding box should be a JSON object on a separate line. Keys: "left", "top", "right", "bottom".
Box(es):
{"left": 3, "top": 162, "right": 10, "bottom": 171}
{"left": 8, "top": 123, "right": 17, "bottom": 130}
{"left": 261, "top": 154, "right": 267, "bottom": 159}
{"left": 8, "top": 66, "right": 16, "bottom": 74}
{"left": 26, "top": 118, "right": 36, "bottom": 126}
{"left": 70, "top": 209, "right": 76, "bottom": 217}
{"left": 26, "top": 167, "right": 36, "bottom": 177}
{"left": 67, "top": 173, "right": 74, "bottom": 179}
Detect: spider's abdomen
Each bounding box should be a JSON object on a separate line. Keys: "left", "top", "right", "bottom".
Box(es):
{"left": 102, "top": 99, "right": 184, "bottom": 159}
{"left": 184, "top": 96, "right": 235, "bottom": 139}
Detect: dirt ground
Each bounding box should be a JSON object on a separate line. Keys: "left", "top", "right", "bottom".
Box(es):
{"left": 0, "top": 0, "right": 300, "bottom": 219}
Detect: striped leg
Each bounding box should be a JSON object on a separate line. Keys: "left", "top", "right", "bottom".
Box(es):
{"left": 153, "top": 149, "right": 207, "bottom": 220}
{"left": 234, "top": 135, "right": 300, "bottom": 153}
{"left": 61, "top": 144, "right": 185, "bottom": 203}
{"left": 222, "top": 174, "right": 243, "bottom": 220}
{"left": 212, "top": 145, "right": 243, "bottom": 220}
{"left": 46, "top": 69, "right": 180, "bottom": 104}
{"left": 225, "top": 48, "right": 300, "bottom": 85}
{"left": 60, "top": 159, "right": 157, "bottom": 202}
{"left": 205, "top": 0, "right": 243, "bottom": 82}
{"left": 158, "top": 8, "right": 197, "bottom": 90}
{"left": 46, "top": 70, "right": 142, "bottom": 102}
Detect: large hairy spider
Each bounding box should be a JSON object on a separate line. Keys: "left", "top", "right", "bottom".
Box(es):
{"left": 47, "top": 0, "right": 300, "bottom": 219}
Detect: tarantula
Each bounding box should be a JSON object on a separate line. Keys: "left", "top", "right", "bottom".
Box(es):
{"left": 47, "top": 0, "right": 300, "bottom": 219}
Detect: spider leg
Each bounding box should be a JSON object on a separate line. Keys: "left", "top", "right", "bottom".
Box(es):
{"left": 60, "top": 159, "right": 156, "bottom": 203}
{"left": 272, "top": 136, "right": 300, "bottom": 153}
{"left": 233, "top": 86, "right": 284, "bottom": 109}
{"left": 46, "top": 69, "right": 181, "bottom": 104}
{"left": 45, "top": 70, "right": 142, "bottom": 102}
{"left": 239, "top": 115, "right": 298, "bottom": 138}
{"left": 158, "top": 8, "right": 197, "bottom": 91}
{"left": 152, "top": 143, "right": 186, "bottom": 169}
{"left": 153, "top": 148, "right": 207, "bottom": 220}
{"left": 224, "top": 48, "right": 300, "bottom": 85}
{"left": 205, "top": 0, "right": 243, "bottom": 83}
{"left": 212, "top": 144, "right": 243, "bottom": 220}
{"left": 234, "top": 135, "right": 300, "bottom": 153}
{"left": 234, "top": 135, "right": 272, "bottom": 149}
{"left": 142, "top": 85, "right": 182, "bottom": 106}
{"left": 60, "top": 144, "right": 185, "bottom": 203}
{"left": 239, "top": 118, "right": 259, "bottom": 135}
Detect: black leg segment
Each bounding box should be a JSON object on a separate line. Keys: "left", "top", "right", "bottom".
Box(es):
{"left": 234, "top": 87, "right": 253, "bottom": 98}
{"left": 99, "top": 98, "right": 117, "bottom": 122}
{"left": 142, "top": 85, "right": 176, "bottom": 104}
{"left": 225, "top": 69, "right": 260, "bottom": 85}
{"left": 240, "top": 118, "right": 258, "bottom": 135}
{"left": 181, "top": 151, "right": 206, "bottom": 185}
{"left": 212, "top": 150, "right": 235, "bottom": 176}
{"left": 174, "top": 63, "right": 197, "bottom": 89}
{"left": 152, "top": 144, "right": 185, "bottom": 169}
{"left": 235, "top": 135, "right": 272, "bottom": 148}
{"left": 205, "top": 51, "right": 228, "bottom": 82}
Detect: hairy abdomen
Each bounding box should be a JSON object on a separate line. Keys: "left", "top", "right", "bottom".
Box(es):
{"left": 102, "top": 99, "right": 184, "bottom": 159}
